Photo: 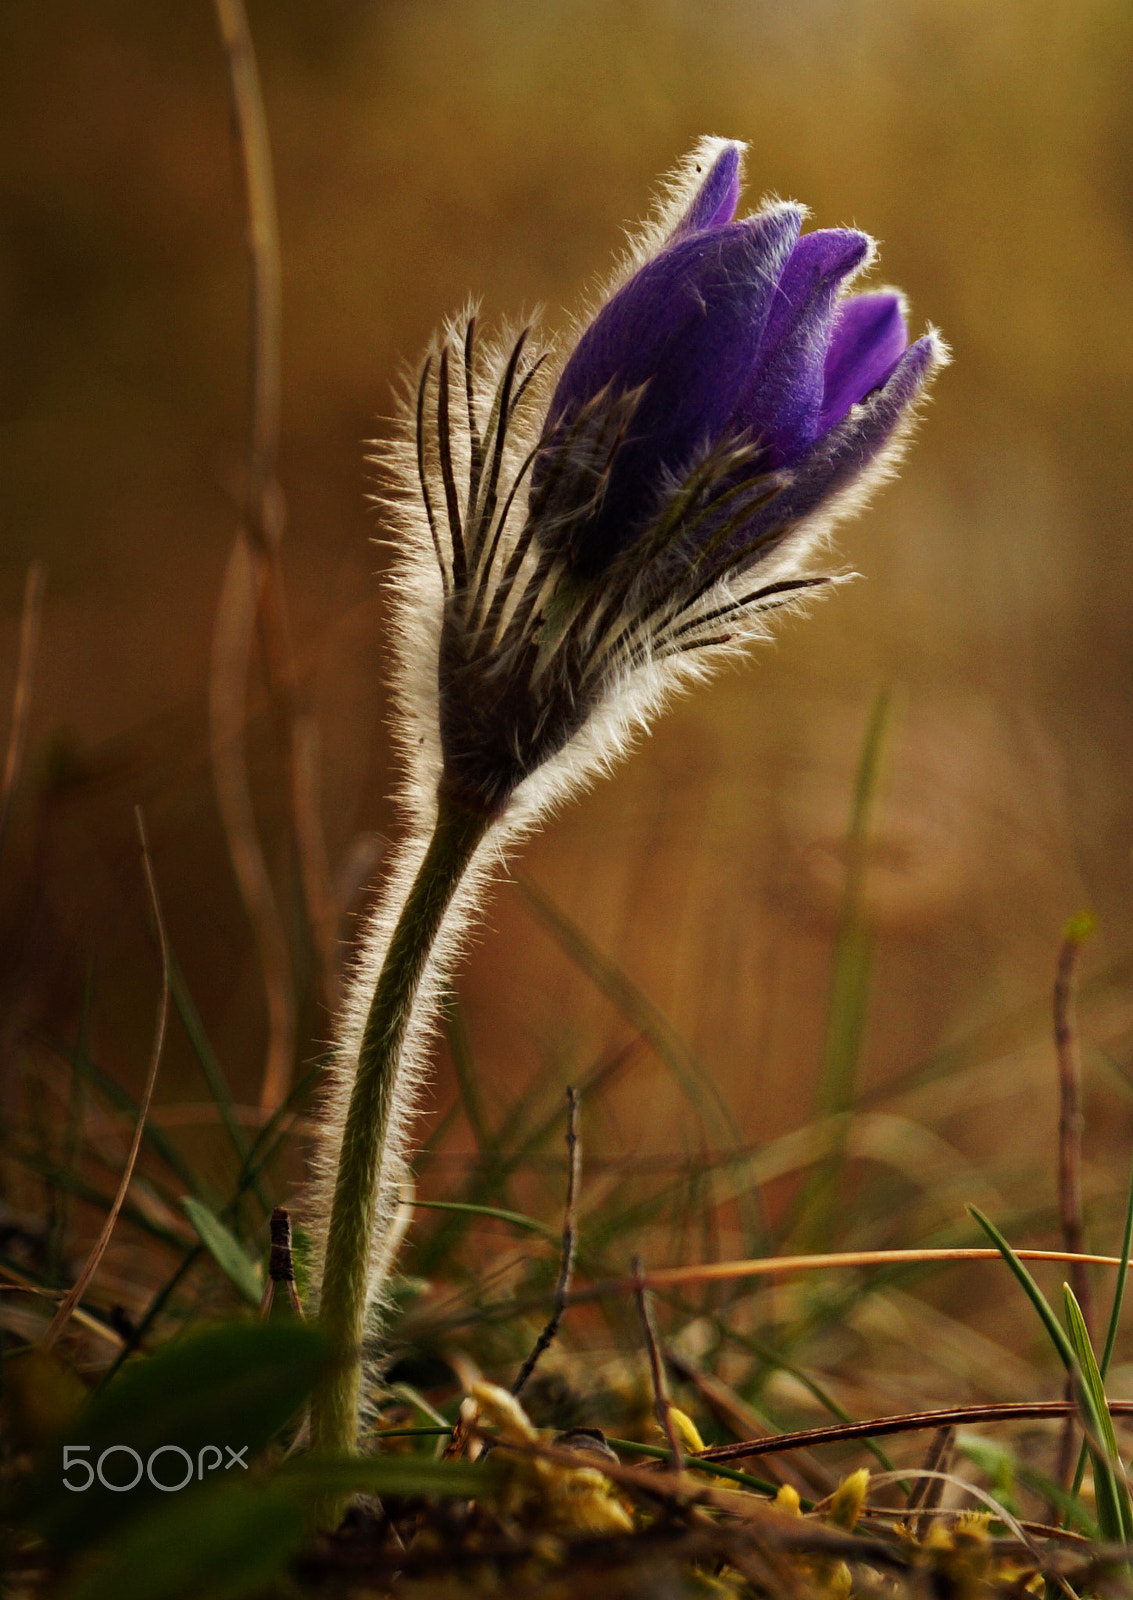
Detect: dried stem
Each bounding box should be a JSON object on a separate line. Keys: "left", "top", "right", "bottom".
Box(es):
{"left": 511, "top": 1086, "right": 581, "bottom": 1397}
{"left": 562, "top": 1244, "right": 1133, "bottom": 1306}
{"left": 0, "top": 1263, "right": 122, "bottom": 1348}
{"left": 212, "top": 0, "right": 337, "bottom": 1112}
{"left": 633, "top": 1253, "right": 684, "bottom": 1471}
{"left": 0, "top": 561, "right": 45, "bottom": 865}
{"left": 907, "top": 1425, "right": 954, "bottom": 1537}
{"left": 40, "top": 808, "right": 170, "bottom": 1350}
{"left": 210, "top": 541, "right": 296, "bottom": 1116}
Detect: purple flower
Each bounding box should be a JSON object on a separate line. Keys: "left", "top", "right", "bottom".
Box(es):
{"left": 536, "top": 139, "right": 941, "bottom": 578}
{"left": 404, "top": 139, "right": 944, "bottom": 816}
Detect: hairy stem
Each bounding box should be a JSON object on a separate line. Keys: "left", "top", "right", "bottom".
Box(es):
{"left": 310, "top": 796, "right": 491, "bottom": 1470}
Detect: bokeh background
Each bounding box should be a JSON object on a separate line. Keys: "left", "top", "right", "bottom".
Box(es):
{"left": 5, "top": 0, "right": 1133, "bottom": 1372}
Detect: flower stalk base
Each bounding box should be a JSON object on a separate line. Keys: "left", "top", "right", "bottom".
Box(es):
{"left": 309, "top": 796, "right": 492, "bottom": 1490}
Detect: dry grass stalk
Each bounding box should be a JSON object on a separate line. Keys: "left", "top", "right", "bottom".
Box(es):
{"left": 39, "top": 808, "right": 170, "bottom": 1350}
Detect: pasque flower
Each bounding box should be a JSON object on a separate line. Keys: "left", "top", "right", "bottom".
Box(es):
{"left": 430, "top": 137, "right": 944, "bottom": 815}
{"left": 307, "top": 137, "right": 945, "bottom": 1481}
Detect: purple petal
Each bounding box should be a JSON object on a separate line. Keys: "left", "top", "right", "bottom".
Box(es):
{"left": 723, "top": 333, "right": 943, "bottom": 572}
{"left": 735, "top": 229, "right": 871, "bottom": 468}
{"left": 669, "top": 142, "right": 742, "bottom": 237}
{"left": 819, "top": 292, "right": 907, "bottom": 433}
{"left": 541, "top": 207, "right": 803, "bottom": 570}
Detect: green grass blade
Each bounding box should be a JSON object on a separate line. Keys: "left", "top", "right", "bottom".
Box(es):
{"left": 516, "top": 876, "right": 766, "bottom": 1256}
{"left": 416, "top": 1040, "right": 632, "bottom": 1274}
{"left": 970, "top": 1206, "right": 1132, "bottom": 1549}
{"left": 168, "top": 954, "right": 268, "bottom": 1221}
{"left": 606, "top": 1437, "right": 782, "bottom": 1496}
{"left": 968, "top": 1206, "right": 1077, "bottom": 1369}
{"left": 181, "top": 1197, "right": 263, "bottom": 1307}
{"left": 793, "top": 689, "right": 891, "bottom": 1252}
{"left": 1100, "top": 1144, "right": 1133, "bottom": 1378}
{"left": 1063, "top": 1285, "right": 1133, "bottom": 1546}
{"left": 1071, "top": 1143, "right": 1133, "bottom": 1502}
{"left": 278, "top": 1451, "right": 497, "bottom": 1499}
{"left": 40, "top": 1032, "right": 202, "bottom": 1198}
{"left": 103, "top": 1065, "right": 323, "bottom": 1379}
{"left": 516, "top": 876, "right": 743, "bottom": 1155}
{"left": 719, "top": 1318, "right": 899, "bottom": 1477}
{"left": 4, "top": 1148, "right": 188, "bottom": 1253}
{"left": 230, "top": 1060, "right": 322, "bottom": 1200}
{"left": 442, "top": 990, "right": 494, "bottom": 1159}
{"left": 47, "top": 967, "right": 95, "bottom": 1283}
{"left": 411, "top": 1198, "right": 559, "bottom": 1241}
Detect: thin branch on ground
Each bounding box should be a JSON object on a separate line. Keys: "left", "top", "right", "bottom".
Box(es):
{"left": 40, "top": 808, "right": 171, "bottom": 1350}
{"left": 633, "top": 1252, "right": 684, "bottom": 1472}
{"left": 511, "top": 1086, "right": 581, "bottom": 1398}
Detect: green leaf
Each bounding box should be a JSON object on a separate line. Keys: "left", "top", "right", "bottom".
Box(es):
{"left": 23, "top": 1319, "right": 329, "bottom": 1553}
{"left": 61, "top": 1481, "right": 306, "bottom": 1600}
{"left": 180, "top": 1197, "right": 263, "bottom": 1307}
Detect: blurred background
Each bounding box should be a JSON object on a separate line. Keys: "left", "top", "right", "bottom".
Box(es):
{"left": 5, "top": 0, "right": 1133, "bottom": 1400}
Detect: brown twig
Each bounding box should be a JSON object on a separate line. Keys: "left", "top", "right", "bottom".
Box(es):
{"left": 211, "top": 0, "right": 338, "bottom": 1113}
{"left": 907, "top": 1425, "right": 954, "bottom": 1539}
{"left": 40, "top": 808, "right": 170, "bottom": 1350}
{"left": 511, "top": 1086, "right": 581, "bottom": 1397}
{"left": 0, "top": 561, "right": 45, "bottom": 864}
{"left": 259, "top": 1205, "right": 304, "bottom": 1318}
{"left": 694, "top": 1398, "right": 1133, "bottom": 1465}
{"left": 633, "top": 1253, "right": 684, "bottom": 1471}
